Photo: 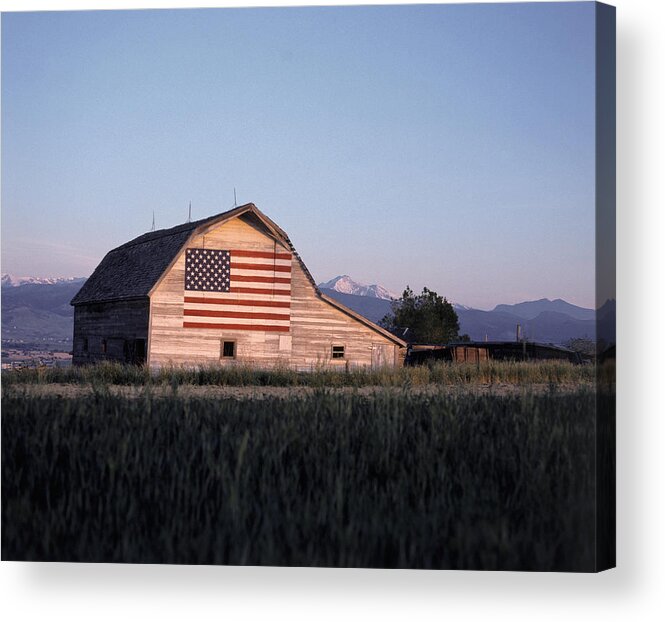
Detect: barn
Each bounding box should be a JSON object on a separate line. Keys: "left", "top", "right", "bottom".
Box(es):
{"left": 70, "top": 203, "right": 406, "bottom": 369}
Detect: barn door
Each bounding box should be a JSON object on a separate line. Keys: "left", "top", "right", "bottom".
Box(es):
{"left": 371, "top": 344, "right": 392, "bottom": 369}
{"left": 123, "top": 339, "right": 146, "bottom": 365}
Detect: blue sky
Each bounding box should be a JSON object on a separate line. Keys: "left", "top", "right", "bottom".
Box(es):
{"left": 1, "top": 3, "right": 597, "bottom": 309}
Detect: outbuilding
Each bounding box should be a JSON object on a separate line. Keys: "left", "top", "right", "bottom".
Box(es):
{"left": 405, "top": 341, "right": 582, "bottom": 365}
{"left": 71, "top": 203, "right": 406, "bottom": 368}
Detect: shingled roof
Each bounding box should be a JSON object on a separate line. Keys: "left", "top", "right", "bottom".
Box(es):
{"left": 71, "top": 207, "right": 245, "bottom": 305}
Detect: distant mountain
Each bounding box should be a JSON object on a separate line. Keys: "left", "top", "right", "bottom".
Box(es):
{"left": 318, "top": 275, "right": 397, "bottom": 300}
{"left": 493, "top": 298, "right": 595, "bottom": 321}
{"left": 320, "top": 288, "right": 393, "bottom": 324}
{"left": 1, "top": 273, "right": 86, "bottom": 288}
{"left": 455, "top": 308, "right": 525, "bottom": 342}
{"left": 518, "top": 311, "right": 596, "bottom": 344}
{"left": 0, "top": 272, "right": 609, "bottom": 349}
{"left": 445, "top": 307, "right": 596, "bottom": 344}
{"left": 321, "top": 287, "right": 476, "bottom": 326}
{"left": 1, "top": 278, "right": 86, "bottom": 345}
{"left": 323, "top": 290, "right": 597, "bottom": 345}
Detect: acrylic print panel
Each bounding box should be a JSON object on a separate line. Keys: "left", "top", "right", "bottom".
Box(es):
{"left": 1, "top": 2, "right": 615, "bottom": 571}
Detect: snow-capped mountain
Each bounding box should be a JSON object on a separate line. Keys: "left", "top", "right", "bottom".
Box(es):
{"left": 1, "top": 275, "right": 88, "bottom": 345}
{"left": 318, "top": 275, "right": 398, "bottom": 300}
{"left": 1, "top": 273, "right": 85, "bottom": 288}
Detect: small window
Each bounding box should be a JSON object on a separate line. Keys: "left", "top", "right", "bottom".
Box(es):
{"left": 221, "top": 340, "right": 236, "bottom": 359}
{"left": 101, "top": 339, "right": 107, "bottom": 354}
{"left": 83, "top": 338, "right": 89, "bottom": 353}
{"left": 332, "top": 345, "right": 345, "bottom": 359}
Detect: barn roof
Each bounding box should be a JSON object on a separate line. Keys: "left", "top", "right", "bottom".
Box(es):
{"left": 70, "top": 203, "right": 406, "bottom": 347}
{"left": 70, "top": 210, "right": 231, "bottom": 305}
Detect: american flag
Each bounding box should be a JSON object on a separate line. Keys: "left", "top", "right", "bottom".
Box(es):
{"left": 183, "top": 248, "right": 292, "bottom": 332}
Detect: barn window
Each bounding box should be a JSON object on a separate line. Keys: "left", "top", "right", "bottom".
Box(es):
{"left": 83, "top": 338, "right": 88, "bottom": 353}
{"left": 332, "top": 345, "right": 345, "bottom": 359}
{"left": 101, "top": 339, "right": 107, "bottom": 354}
{"left": 221, "top": 340, "right": 236, "bottom": 359}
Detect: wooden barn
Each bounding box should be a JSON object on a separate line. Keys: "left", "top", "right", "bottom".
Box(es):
{"left": 70, "top": 203, "right": 406, "bottom": 369}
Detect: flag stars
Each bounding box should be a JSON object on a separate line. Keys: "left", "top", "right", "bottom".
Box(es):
{"left": 185, "top": 248, "right": 231, "bottom": 292}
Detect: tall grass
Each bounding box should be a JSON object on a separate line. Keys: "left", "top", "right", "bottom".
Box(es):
{"left": 1, "top": 359, "right": 594, "bottom": 388}
{"left": 1, "top": 389, "right": 603, "bottom": 570}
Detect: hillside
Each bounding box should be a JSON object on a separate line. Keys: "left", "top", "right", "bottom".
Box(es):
{"left": 323, "top": 290, "right": 597, "bottom": 345}
{"left": 493, "top": 298, "right": 596, "bottom": 321}
{"left": 320, "top": 288, "right": 393, "bottom": 324}
{"left": 1, "top": 279, "right": 85, "bottom": 345}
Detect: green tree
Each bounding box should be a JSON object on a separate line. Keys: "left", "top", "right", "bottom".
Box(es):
{"left": 380, "top": 286, "right": 461, "bottom": 344}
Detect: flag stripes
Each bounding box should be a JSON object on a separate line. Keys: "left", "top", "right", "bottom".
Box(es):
{"left": 231, "top": 275, "right": 291, "bottom": 284}
{"left": 183, "top": 322, "right": 290, "bottom": 332}
{"left": 228, "top": 286, "right": 291, "bottom": 296}
{"left": 184, "top": 309, "right": 290, "bottom": 321}
{"left": 230, "top": 262, "right": 291, "bottom": 272}
{"left": 230, "top": 249, "right": 292, "bottom": 260}
{"left": 184, "top": 296, "right": 290, "bottom": 308}
{"left": 183, "top": 248, "right": 292, "bottom": 332}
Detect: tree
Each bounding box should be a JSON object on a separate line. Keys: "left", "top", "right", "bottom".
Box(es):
{"left": 380, "top": 286, "right": 461, "bottom": 344}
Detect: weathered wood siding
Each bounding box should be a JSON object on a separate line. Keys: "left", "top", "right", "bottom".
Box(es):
{"left": 289, "top": 268, "right": 399, "bottom": 370}
{"left": 72, "top": 299, "right": 150, "bottom": 365}
{"left": 148, "top": 215, "right": 402, "bottom": 369}
{"left": 452, "top": 346, "right": 490, "bottom": 363}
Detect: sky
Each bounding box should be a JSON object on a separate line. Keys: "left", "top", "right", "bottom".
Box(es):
{"left": 1, "top": 2, "right": 597, "bottom": 309}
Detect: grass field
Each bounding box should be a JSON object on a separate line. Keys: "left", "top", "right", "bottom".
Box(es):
{"left": 1, "top": 359, "right": 596, "bottom": 387}
{"left": 1, "top": 365, "right": 611, "bottom": 570}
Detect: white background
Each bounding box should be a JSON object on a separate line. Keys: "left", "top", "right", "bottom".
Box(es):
{"left": 1, "top": 0, "right": 663, "bottom": 620}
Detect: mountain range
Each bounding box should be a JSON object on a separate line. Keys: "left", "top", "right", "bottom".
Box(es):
{"left": 1, "top": 274, "right": 85, "bottom": 288}
{"left": 492, "top": 298, "right": 596, "bottom": 321}
{"left": 1, "top": 273, "right": 608, "bottom": 349}
{"left": 318, "top": 276, "right": 603, "bottom": 345}
{"left": 1, "top": 275, "right": 86, "bottom": 344}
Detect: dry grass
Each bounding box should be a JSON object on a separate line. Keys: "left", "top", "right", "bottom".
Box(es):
{"left": 2, "top": 359, "right": 595, "bottom": 388}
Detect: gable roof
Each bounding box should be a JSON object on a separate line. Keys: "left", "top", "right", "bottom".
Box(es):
{"left": 71, "top": 203, "right": 406, "bottom": 347}
{"left": 70, "top": 205, "right": 254, "bottom": 305}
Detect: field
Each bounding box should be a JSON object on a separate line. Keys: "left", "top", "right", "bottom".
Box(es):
{"left": 1, "top": 359, "right": 596, "bottom": 387}
{"left": 1, "top": 362, "right": 612, "bottom": 571}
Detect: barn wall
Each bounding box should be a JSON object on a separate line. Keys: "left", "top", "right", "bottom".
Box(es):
{"left": 148, "top": 215, "right": 402, "bottom": 369}
{"left": 290, "top": 265, "right": 399, "bottom": 369}
{"left": 72, "top": 299, "right": 150, "bottom": 365}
